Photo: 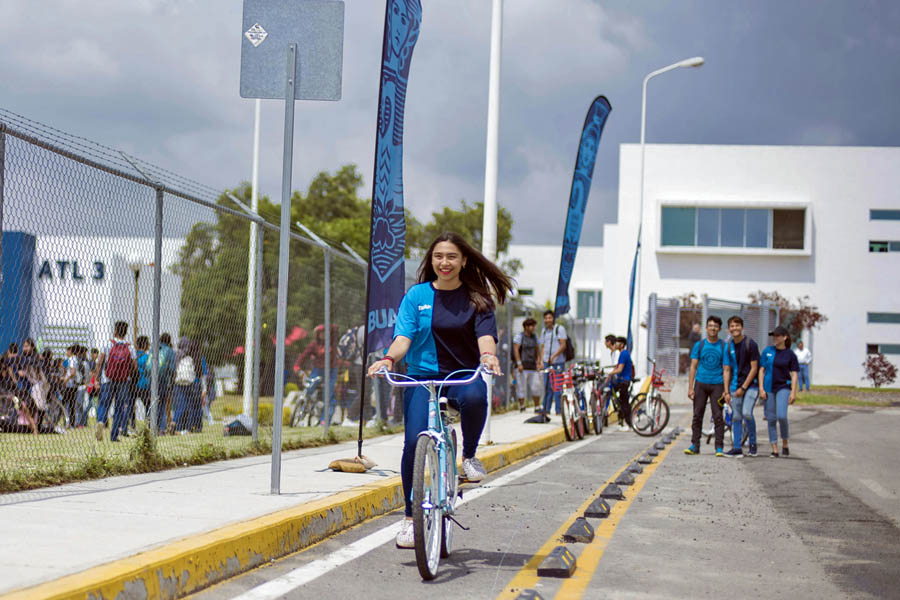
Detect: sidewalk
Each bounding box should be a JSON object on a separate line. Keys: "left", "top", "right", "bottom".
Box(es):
{"left": 1, "top": 411, "right": 563, "bottom": 600}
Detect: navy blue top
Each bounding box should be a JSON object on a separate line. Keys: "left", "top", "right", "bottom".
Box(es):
{"left": 616, "top": 348, "right": 633, "bottom": 383}
{"left": 724, "top": 337, "right": 761, "bottom": 391}
{"left": 395, "top": 282, "right": 497, "bottom": 377}
{"left": 770, "top": 347, "right": 799, "bottom": 392}
{"left": 691, "top": 339, "right": 726, "bottom": 385}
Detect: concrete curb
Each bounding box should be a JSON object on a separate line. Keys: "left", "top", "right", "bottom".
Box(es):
{"left": 5, "top": 427, "right": 567, "bottom": 600}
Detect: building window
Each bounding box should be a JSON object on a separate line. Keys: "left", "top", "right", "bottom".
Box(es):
{"left": 576, "top": 290, "right": 601, "bottom": 319}
{"left": 660, "top": 206, "right": 805, "bottom": 250}
{"left": 868, "top": 312, "right": 900, "bottom": 324}
{"left": 869, "top": 240, "right": 900, "bottom": 253}
{"left": 870, "top": 209, "right": 900, "bottom": 221}
{"left": 516, "top": 288, "right": 533, "bottom": 297}
{"left": 867, "top": 343, "right": 900, "bottom": 355}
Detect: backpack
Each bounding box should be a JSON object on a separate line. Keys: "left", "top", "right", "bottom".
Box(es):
{"left": 174, "top": 355, "right": 196, "bottom": 386}
{"left": 556, "top": 325, "right": 576, "bottom": 362}
{"left": 105, "top": 341, "right": 133, "bottom": 381}
{"left": 157, "top": 346, "right": 170, "bottom": 379}
{"left": 336, "top": 326, "right": 361, "bottom": 362}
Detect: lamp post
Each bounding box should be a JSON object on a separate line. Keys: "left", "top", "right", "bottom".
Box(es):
{"left": 481, "top": 0, "right": 503, "bottom": 261}
{"left": 632, "top": 56, "right": 704, "bottom": 373}
{"left": 127, "top": 260, "right": 143, "bottom": 340}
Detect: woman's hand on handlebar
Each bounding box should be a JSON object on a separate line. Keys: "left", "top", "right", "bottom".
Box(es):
{"left": 480, "top": 353, "right": 502, "bottom": 376}
{"left": 367, "top": 359, "right": 392, "bottom": 378}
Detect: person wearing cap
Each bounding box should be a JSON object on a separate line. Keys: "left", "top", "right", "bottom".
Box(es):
{"left": 758, "top": 326, "right": 799, "bottom": 458}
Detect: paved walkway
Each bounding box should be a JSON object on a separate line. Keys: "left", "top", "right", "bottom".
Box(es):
{"left": 0, "top": 410, "right": 561, "bottom": 598}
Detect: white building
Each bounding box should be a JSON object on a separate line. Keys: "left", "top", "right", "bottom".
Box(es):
{"left": 28, "top": 236, "right": 182, "bottom": 352}
{"left": 600, "top": 143, "right": 900, "bottom": 385}
{"left": 505, "top": 244, "right": 603, "bottom": 319}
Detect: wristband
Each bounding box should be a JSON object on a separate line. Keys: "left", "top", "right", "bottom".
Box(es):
{"left": 383, "top": 355, "right": 395, "bottom": 365}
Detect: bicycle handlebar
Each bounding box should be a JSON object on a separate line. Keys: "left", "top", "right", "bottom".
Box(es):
{"left": 376, "top": 365, "right": 488, "bottom": 388}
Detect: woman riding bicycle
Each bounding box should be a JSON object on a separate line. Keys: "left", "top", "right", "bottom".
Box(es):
{"left": 367, "top": 231, "right": 512, "bottom": 549}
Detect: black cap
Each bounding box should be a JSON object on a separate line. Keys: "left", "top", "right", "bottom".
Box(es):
{"left": 769, "top": 326, "right": 789, "bottom": 337}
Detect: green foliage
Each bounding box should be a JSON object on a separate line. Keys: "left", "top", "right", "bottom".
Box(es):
{"left": 408, "top": 199, "right": 513, "bottom": 256}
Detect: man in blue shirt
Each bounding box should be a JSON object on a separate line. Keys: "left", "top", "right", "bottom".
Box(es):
{"left": 607, "top": 336, "right": 633, "bottom": 431}
{"left": 722, "top": 316, "right": 760, "bottom": 457}
{"left": 685, "top": 316, "right": 727, "bottom": 456}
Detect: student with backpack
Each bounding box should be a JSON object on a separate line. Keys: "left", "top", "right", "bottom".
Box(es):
{"left": 722, "top": 316, "right": 761, "bottom": 457}
{"left": 157, "top": 333, "right": 176, "bottom": 432}
{"left": 134, "top": 336, "right": 152, "bottom": 427}
{"left": 93, "top": 321, "right": 137, "bottom": 442}
{"left": 539, "top": 310, "right": 569, "bottom": 416}
{"left": 685, "top": 315, "right": 727, "bottom": 456}
{"left": 172, "top": 336, "right": 203, "bottom": 433}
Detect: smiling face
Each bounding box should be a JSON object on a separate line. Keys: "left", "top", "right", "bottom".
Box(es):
{"left": 728, "top": 320, "right": 744, "bottom": 340}
{"left": 431, "top": 241, "right": 465, "bottom": 288}
{"left": 543, "top": 313, "right": 555, "bottom": 329}
{"left": 706, "top": 320, "right": 721, "bottom": 341}
{"left": 773, "top": 333, "right": 787, "bottom": 349}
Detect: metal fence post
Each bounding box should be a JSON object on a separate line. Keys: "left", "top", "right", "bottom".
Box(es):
{"left": 647, "top": 293, "right": 658, "bottom": 370}
{"left": 252, "top": 227, "right": 263, "bottom": 444}
{"left": 149, "top": 187, "right": 163, "bottom": 435}
{"left": 701, "top": 294, "right": 709, "bottom": 330}
{"left": 323, "top": 248, "right": 332, "bottom": 435}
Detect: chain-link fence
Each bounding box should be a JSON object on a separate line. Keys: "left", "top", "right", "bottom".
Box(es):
{"left": 647, "top": 293, "right": 779, "bottom": 376}
{"left": 0, "top": 110, "right": 370, "bottom": 490}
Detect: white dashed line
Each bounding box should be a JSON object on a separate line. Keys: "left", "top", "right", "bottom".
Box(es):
{"left": 860, "top": 478, "right": 893, "bottom": 499}
{"left": 825, "top": 448, "right": 845, "bottom": 459}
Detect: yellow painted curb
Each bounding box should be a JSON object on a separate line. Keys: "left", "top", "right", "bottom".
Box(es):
{"left": 5, "top": 427, "right": 567, "bottom": 600}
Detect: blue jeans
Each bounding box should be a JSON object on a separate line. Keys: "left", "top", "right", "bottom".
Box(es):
{"left": 173, "top": 381, "right": 201, "bottom": 431}
{"left": 542, "top": 364, "right": 564, "bottom": 414}
{"left": 730, "top": 386, "right": 758, "bottom": 449}
{"left": 101, "top": 381, "right": 133, "bottom": 441}
{"left": 401, "top": 376, "right": 487, "bottom": 517}
{"left": 74, "top": 388, "right": 89, "bottom": 427}
{"left": 308, "top": 368, "right": 338, "bottom": 424}
{"left": 766, "top": 387, "right": 790, "bottom": 443}
{"left": 799, "top": 364, "right": 810, "bottom": 391}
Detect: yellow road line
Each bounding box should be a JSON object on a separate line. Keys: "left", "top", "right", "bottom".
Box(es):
{"left": 495, "top": 428, "right": 682, "bottom": 600}
{"left": 554, "top": 434, "right": 680, "bottom": 599}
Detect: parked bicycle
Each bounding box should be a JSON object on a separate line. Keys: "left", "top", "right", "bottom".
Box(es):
{"left": 547, "top": 367, "right": 586, "bottom": 440}
{"left": 378, "top": 366, "right": 489, "bottom": 580}
{"left": 288, "top": 374, "right": 323, "bottom": 427}
{"left": 629, "top": 358, "right": 671, "bottom": 437}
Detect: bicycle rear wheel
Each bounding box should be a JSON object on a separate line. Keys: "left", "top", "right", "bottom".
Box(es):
{"left": 441, "top": 429, "right": 458, "bottom": 558}
{"left": 560, "top": 392, "right": 576, "bottom": 441}
{"left": 630, "top": 393, "right": 670, "bottom": 437}
{"left": 413, "top": 435, "right": 443, "bottom": 580}
{"left": 590, "top": 389, "right": 602, "bottom": 435}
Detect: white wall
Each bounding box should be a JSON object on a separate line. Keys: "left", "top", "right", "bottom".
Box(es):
{"left": 31, "top": 237, "right": 183, "bottom": 349}
{"left": 603, "top": 143, "right": 900, "bottom": 384}
{"left": 504, "top": 244, "right": 603, "bottom": 313}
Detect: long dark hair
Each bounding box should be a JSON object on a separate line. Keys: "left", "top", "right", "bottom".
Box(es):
{"left": 417, "top": 231, "right": 513, "bottom": 312}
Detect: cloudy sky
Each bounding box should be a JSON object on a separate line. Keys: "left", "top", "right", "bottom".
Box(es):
{"left": 1, "top": 0, "right": 898, "bottom": 245}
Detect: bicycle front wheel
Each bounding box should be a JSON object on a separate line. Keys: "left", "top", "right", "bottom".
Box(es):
{"left": 441, "top": 428, "right": 458, "bottom": 558}
{"left": 630, "top": 393, "right": 670, "bottom": 437}
{"left": 413, "top": 434, "right": 443, "bottom": 580}
{"left": 560, "top": 392, "right": 576, "bottom": 441}
{"left": 590, "top": 389, "right": 602, "bottom": 435}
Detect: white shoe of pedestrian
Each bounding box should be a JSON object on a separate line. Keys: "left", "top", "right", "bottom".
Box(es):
{"left": 462, "top": 457, "right": 487, "bottom": 482}
{"left": 617, "top": 423, "right": 630, "bottom": 432}
{"left": 395, "top": 518, "right": 415, "bottom": 548}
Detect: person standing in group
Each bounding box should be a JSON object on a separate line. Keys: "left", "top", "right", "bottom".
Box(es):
{"left": 538, "top": 310, "right": 568, "bottom": 416}
{"left": 604, "top": 334, "right": 619, "bottom": 367}
{"left": 722, "top": 316, "right": 760, "bottom": 457}
{"left": 93, "top": 321, "right": 137, "bottom": 442}
{"left": 171, "top": 337, "right": 203, "bottom": 434}
{"left": 367, "top": 231, "right": 511, "bottom": 549}
{"left": 605, "top": 336, "right": 633, "bottom": 431}
{"left": 513, "top": 317, "right": 542, "bottom": 413}
{"left": 61, "top": 345, "right": 81, "bottom": 428}
{"left": 759, "top": 326, "right": 799, "bottom": 458}
{"left": 685, "top": 316, "right": 727, "bottom": 456}
{"left": 157, "top": 333, "right": 176, "bottom": 432}
{"left": 793, "top": 340, "right": 812, "bottom": 392}
{"left": 134, "top": 336, "right": 152, "bottom": 428}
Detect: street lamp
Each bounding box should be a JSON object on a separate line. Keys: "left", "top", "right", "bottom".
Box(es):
{"left": 632, "top": 56, "right": 704, "bottom": 372}
{"left": 127, "top": 259, "right": 143, "bottom": 340}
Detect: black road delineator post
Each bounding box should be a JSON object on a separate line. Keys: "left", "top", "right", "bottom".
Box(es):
{"left": 563, "top": 517, "right": 595, "bottom": 543}
{"left": 598, "top": 482, "right": 625, "bottom": 500}
{"left": 516, "top": 590, "right": 545, "bottom": 600}
{"left": 584, "top": 497, "right": 611, "bottom": 518}
{"left": 615, "top": 471, "right": 636, "bottom": 486}
{"left": 647, "top": 447, "right": 659, "bottom": 456}
{"left": 627, "top": 461, "right": 643, "bottom": 474}
{"left": 637, "top": 453, "right": 654, "bottom": 464}
{"left": 662, "top": 434, "right": 673, "bottom": 444}
{"left": 537, "top": 546, "right": 578, "bottom": 578}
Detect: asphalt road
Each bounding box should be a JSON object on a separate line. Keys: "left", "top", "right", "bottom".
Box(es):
{"left": 190, "top": 404, "right": 900, "bottom": 600}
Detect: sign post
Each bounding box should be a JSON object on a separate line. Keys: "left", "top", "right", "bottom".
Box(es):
{"left": 240, "top": 0, "right": 344, "bottom": 495}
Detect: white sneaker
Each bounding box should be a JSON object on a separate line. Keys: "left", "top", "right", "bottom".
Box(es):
{"left": 617, "top": 423, "right": 630, "bottom": 432}
{"left": 395, "top": 518, "right": 414, "bottom": 548}
{"left": 462, "top": 457, "right": 487, "bottom": 482}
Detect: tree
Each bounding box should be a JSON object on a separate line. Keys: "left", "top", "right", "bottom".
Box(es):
{"left": 408, "top": 199, "right": 513, "bottom": 256}
{"left": 747, "top": 291, "right": 828, "bottom": 340}
{"left": 862, "top": 354, "right": 897, "bottom": 388}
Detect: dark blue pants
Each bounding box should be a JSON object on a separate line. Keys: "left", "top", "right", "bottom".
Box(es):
{"left": 401, "top": 376, "right": 487, "bottom": 517}
{"left": 104, "top": 381, "right": 133, "bottom": 441}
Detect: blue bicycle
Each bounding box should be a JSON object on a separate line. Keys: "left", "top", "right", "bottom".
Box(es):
{"left": 379, "top": 366, "right": 489, "bottom": 580}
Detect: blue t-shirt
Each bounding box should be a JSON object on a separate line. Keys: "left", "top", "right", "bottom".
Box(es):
{"left": 394, "top": 282, "right": 498, "bottom": 377}
{"left": 136, "top": 351, "right": 151, "bottom": 390}
{"left": 723, "top": 337, "right": 760, "bottom": 392}
{"left": 691, "top": 338, "right": 726, "bottom": 385}
{"left": 768, "top": 346, "right": 799, "bottom": 393}
{"left": 616, "top": 349, "right": 633, "bottom": 383}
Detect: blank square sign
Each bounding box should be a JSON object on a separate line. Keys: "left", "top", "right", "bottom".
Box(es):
{"left": 240, "top": 0, "right": 344, "bottom": 100}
